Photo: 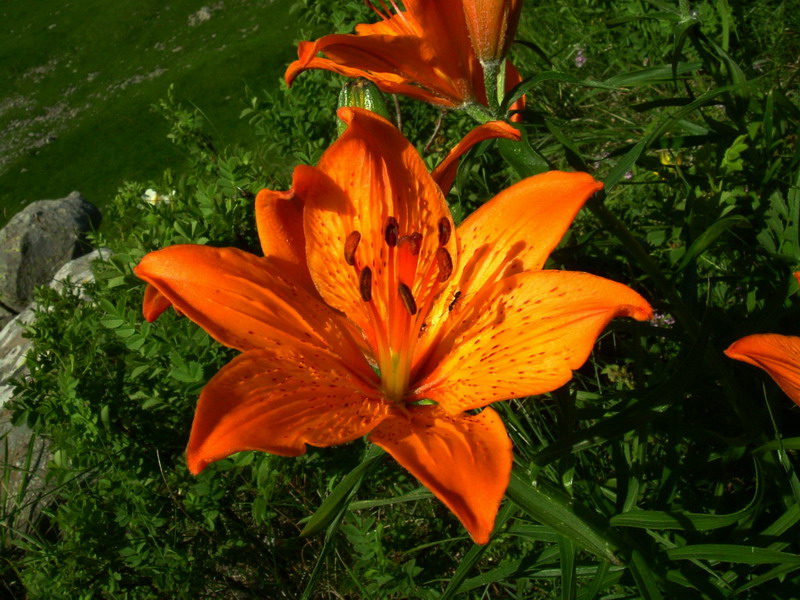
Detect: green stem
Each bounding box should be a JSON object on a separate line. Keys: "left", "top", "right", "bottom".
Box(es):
{"left": 481, "top": 59, "right": 501, "bottom": 118}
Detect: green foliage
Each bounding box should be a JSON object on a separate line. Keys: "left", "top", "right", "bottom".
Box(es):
{"left": 3, "top": 0, "right": 800, "bottom": 598}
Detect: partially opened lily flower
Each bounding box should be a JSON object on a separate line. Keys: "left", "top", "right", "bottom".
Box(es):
{"left": 724, "top": 273, "right": 800, "bottom": 406}
{"left": 135, "top": 108, "right": 652, "bottom": 544}
{"left": 285, "top": 0, "right": 524, "bottom": 114}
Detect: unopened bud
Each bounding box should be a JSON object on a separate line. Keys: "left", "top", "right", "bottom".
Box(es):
{"left": 337, "top": 79, "right": 392, "bottom": 136}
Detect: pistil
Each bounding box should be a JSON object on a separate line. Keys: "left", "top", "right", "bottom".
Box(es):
{"left": 344, "top": 216, "right": 454, "bottom": 403}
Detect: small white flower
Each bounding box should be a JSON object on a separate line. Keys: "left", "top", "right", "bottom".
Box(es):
{"left": 142, "top": 188, "right": 173, "bottom": 206}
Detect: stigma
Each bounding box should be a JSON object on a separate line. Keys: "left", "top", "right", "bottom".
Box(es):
{"left": 342, "top": 215, "right": 454, "bottom": 401}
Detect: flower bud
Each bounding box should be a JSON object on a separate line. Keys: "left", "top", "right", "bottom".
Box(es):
{"left": 337, "top": 78, "right": 392, "bottom": 135}
{"left": 463, "top": 0, "right": 523, "bottom": 64}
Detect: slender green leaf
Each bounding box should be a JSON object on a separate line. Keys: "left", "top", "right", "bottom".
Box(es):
{"left": 606, "top": 84, "right": 743, "bottom": 191}
{"left": 545, "top": 119, "right": 588, "bottom": 171}
{"left": 578, "top": 561, "right": 622, "bottom": 600}
{"left": 629, "top": 550, "right": 664, "bottom": 600}
{"left": 498, "top": 132, "right": 549, "bottom": 178}
{"left": 348, "top": 487, "right": 431, "bottom": 510}
{"left": 504, "top": 523, "right": 560, "bottom": 543}
{"left": 440, "top": 503, "right": 516, "bottom": 600}
{"left": 605, "top": 137, "right": 648, "bottom": 190}
{"left": 760, "top": 502, "right": 800, "bottom": 539}
{"left": 612, "top": 460, "right": 760, "bottom": 532}
{"left": 754, "top": 437, "right": 800, "bottom": 454}
{"left": 503, "top": 71, "right": 616, "bottom": 112}
{"left": 675, "top": 216, "right": 749, "bottom": 271}
{"left": 300, "top": 497, "right": 349, "bottom": 600}
{"left": 506, "top": 469, "right": 622, "bottom": 565}
{"left": 611, "top": 507, "right": 750, "bottom": 531}
{"left": 667, "top": 545, "right": 800, "bottom": 565}
{"left": 733, "top": 562, "right": 800, "bottom": 594}
{"left": 299, "top": 445, "right": 382, "bottom": 537}
{"left": 603, "top": 62, "right": 703, "bottom": 87}
{"left": 559, "top": 535, "right": 577, "bottom": 600}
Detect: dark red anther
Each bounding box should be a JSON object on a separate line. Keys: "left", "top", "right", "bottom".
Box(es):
{"left": 438, "top": 217, "right": 452, "bottom": 246}
{"left": 385, "top": 216, "right": 399, "bottom": 247}
{"left": 359, "top": 267, "right": 373, "bottom": 302}
{"left": 397, "top": 283, "right": 417, "bottom": 315}
{"left": 436, "top": 247, "right": 453, "bottom": 282}
{"left": 397, "top": 232, "right": 423, "bottom": 256}
{"left": 344, "top": 231, "right": 361, "bottom": 266}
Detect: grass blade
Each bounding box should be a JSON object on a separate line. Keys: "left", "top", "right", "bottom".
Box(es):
{"left": 559, "top": 535, "right": 577, "bottom": 600}
{"left": 667, "top": 544, "right": 800, "bottom": 565}
{"left": 506, "top": 468, "right": 622, "bottom": 565}
{"left": 299, "top": 444, "right": 383, "bottom": 538}
{"left": 439, "top": 502, "right": 516, "bottom": 600}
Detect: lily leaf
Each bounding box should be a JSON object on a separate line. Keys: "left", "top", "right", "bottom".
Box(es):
{"left": 299, "top": 444, "right": 383, "bottom": 538}
{"left": 674, "top": 215, "right": 750, "bottom": 271}
{"left": 506, "top": 468, "right": 622, "bottom": 565}
{"left": 667, "top": 544, "right": 800, "bottom": 565}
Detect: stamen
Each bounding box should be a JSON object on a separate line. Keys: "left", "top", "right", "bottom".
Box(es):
{"left": 359, "top": 267, "right": 373, "bottom": 302}
{"left": 344, "top": 231, "right": 362, "bottom": 266}
{"left": 398, "top": 283, "right": 417, "bottom": 315}
{"left": 385, "top": 217, "right": 399, "bottom": 247}
{"left": 365, "top": 0, "right": 390, "bottom": 21}
{"left": 436, "top": 247, "right": 453, "bottom": 282}
{"left": 438, "top": 217, "right": 452, "bottom": 246}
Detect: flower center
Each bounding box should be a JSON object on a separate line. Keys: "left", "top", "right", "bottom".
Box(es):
{"left": 344, "top": 216, "right": 453, "bottom": 403}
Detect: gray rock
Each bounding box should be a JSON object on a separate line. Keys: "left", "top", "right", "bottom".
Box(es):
{"left": 0, "top": 191, "right": 101, "bottom": 312}
{"left": 0, "top": 248, "right": 109, "bottom": 536}
{"left": 0, "top": 304, "right": 13, "bottom": 332}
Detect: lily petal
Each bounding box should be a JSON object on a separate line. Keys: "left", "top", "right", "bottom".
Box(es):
{"left": 143, "top": 283, "right": 173, "bottom": 322}
{"left": 455, "top": 171, "right": 603, "bottom": 289}
{"left": 417, "top": 171, "right": 603, "bottom": 355}
{"left": 301, "top": 107, "right": 457, "bottom": 343}
{"left": 369, "top": 405, "right": 511, "bottom": 544}
{"left": 725, "top": 334, "right": 800, "bottom": 406}
{"left": 187, "top": 348, "right": 388, "bottom": 474}
{"left": 255, "top": 186, "right": 314, "bottom": 291}
{"left": 431, "top": 121, "right": 521, "bottom": 195}
{"left": 413, "top": 270, "right": 652, "bottom": 412}
{"left": 134, "top": 245, "right": 371, "bottom": 376}
{"left": 286, "top": 34, "right": 465, "bottom": 107}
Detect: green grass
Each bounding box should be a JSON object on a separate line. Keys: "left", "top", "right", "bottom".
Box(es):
{"left": 0, "top": 0, "right": 303, "bottom": 226}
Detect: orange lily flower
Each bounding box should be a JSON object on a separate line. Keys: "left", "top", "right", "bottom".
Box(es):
{"left": 285, "top": 0, "right": 524, "bottom": 112}
{"left": 724, "top": 272, "right": 800, "bottom": 406}
{"left": 135, "top": 108, "right": 652, "bottom": 544}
